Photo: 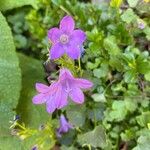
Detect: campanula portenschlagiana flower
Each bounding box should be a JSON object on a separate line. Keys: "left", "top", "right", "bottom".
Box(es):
{"left": 48, "top": 16, "right": 86, "bottom": 60}
{"left": 32, "top": 68, "right": 93, "bottom": 113}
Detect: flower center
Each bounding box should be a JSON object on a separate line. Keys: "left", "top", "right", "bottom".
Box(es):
{"left": 60, "top": 34, "right": 69, "bottom": 44}
{"left": 65, "top": 80, "right": 72, "bottom": 93}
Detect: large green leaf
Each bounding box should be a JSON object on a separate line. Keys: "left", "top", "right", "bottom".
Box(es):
{"left": 0, "top": 12, "right": 21, "bottom": 135}
{"left": 17, "top": 53, "right": 50, "bottom": 128}
{"left": 0, "top": 0, "right": 37, "bottom": 11}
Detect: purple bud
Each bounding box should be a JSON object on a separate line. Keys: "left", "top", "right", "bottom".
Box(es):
{"left": 138, "top": 22, "right": 145, "bottom": 29}
{"left": 31, "top": 145, "right": 38, "bottom": 150}
{"left": 13, "top": 115, "right": 20, "bottom": 121}
{"left": 56, "top": 114, "right": 73, "bottom": 137}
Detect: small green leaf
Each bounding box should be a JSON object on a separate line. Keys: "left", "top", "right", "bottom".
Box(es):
{"left": 93, "top": 63, "right": 109, "bottom": 78}
{"left": 78, "top": 126, "right": 107, "bottom": 148}
{"left": 125, "top": 98, "right": 137, "bottom": 112}
{"left": 124, "top": 70, "right": 136, "bottom": 83}
{"left": 109, "top": 101, "right": 128, "bottom": 121}
{"left": 103, "top": 36, "right": 120, "bottom": 56}
{"left": 136, "top": 112, "right": 150, "bottom": 127}
{"left": 127, "top": 0, "right": 139, "bottom": 8}
{"left": 92, "top": 93, "right": 106, "bottom": 102}
{"left": 133, "top": 131, "right": 150, "bottom": 150}
{"left": 121, "top": 8, "right": 137, "bottom": 23}
{"left": 66, "top": 105, "right": 86, "bottom": 127}
{"left": 145, "top": 72, "right": 150, "bottom": 81}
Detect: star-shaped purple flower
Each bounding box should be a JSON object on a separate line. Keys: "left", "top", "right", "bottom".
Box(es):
{"left": 48, "top": 15, "right": 86, "bottom": 60}
{"left": 57, "top": 114, "right": 73, "bottom": 137}
{"left": 32, "top": 68, "right": 93, "bottom": 113}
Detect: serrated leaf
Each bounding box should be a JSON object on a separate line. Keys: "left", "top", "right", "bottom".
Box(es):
{"left": 108, "top": 101, "right": 128, "bottom": 121}
{"left": 0, "top": 12, "right": 21, "bottom": 136}
{"left": 0, "top": 0, "right": 37, "bottom": 11}
{"left": 121, "top": 8, "right": 137, "bottom": 24}
{"left": 125, "top": 98, "right": 137, "bottom": 112}
{"left": 136, "top": 112, "right": 150, "bottom": 127}
{"left": 103, "top": 36, "right": 120, "bottom": 56}
{"left": 127, "top": 0, "right": 139, "bottom": 7}
{"left": 133, "top": 132, "right": 150, "bottom": 150}
{"left": 78, "top": 126, "right": 107, "bottom": 148}
{"left": 16, "top": 53, "right": 49, "bottom": 128}
{"left": 93, "top": 63, "right": 109, "bottom": 78}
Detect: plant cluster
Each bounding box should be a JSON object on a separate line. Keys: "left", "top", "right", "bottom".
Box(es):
{"left": 0, "top": 0, "right": 150, "bottom": 150}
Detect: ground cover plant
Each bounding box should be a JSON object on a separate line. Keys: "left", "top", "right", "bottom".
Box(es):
{"left": 0, "top": 0, "right": 150, "bottom": 149}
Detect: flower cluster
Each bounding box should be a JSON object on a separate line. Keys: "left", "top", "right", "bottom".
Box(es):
{"left": 32, "top": 15, "right": 93, "bottom": 137}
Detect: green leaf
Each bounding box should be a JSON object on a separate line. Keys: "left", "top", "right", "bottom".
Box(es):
{"left": 66, "top": 105, "right": 86, "bottom": 127}
{"left": 143, "top": 26, "right": 150, "bottom": 41}
{"left": 136, "top": 112, "right": 150, "bottom": 127}
{"left": 17, "top": 53, "right": 49, "bottom": 128}
{"left": 108, "top": 101, "right": 128, "bottom": 121}
{"left": 0, "top": 137, "right": 25, "bottom": 150}
{"left": 121, "top": 8, "right": 137, "bottom": 24}
{"left": 124, "top": 70, "right": 136, "bottom": 83}
{"left": 0, "top": 12, "right": 21, "bottom": 135}
{"left": 0, "top": 0, "right": 37, "bottom": 11}
{"left": 92, "top": 93, "right": 106, "bottom": 103}
{"left": 133, "top": 131, "right": 150, "bottom": 150}
{"left": 93, "top": 63, "right": 109, "bottom": 78}
{"left": 109, "top": 57, "right": 124, "bottom": 71}
{"left": 103, "top": 36, "right": 120, "bottom": 56}
{"left": 78, "top": 126, "right": 107, "bottom": 148}
{"left": 125, "top": 98, "right": 137, "bottom": 112}
{"left": 145, "top": 71, "right": 150, "bottom": 81}
{"left": 110, "top": 0, "right": 123, "bottom": 8}
{"left": 127, "top": 0, "right": 139, "bottom": 8}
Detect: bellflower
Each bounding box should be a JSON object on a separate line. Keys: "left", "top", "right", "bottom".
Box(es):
{"left": 48, "top": 15, "right": 86, "bottom": 60}
{"left": 57, "top": 115, "right": 73, "bottom": 137}
{"left": 32, "top": 68, "right": 93, "bottom": 113}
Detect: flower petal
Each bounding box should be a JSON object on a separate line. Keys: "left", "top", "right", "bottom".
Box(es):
{"left": 46, "top": 97, "right": 56, "bottom": 113}
{"left": 32, "top": 94, "right": 46, "bottom": 104}
{"left": 66, "top": 43, "right": 80, "bottom": 59}
{"left": 50, "top": 43, "right": 65, "bottom": 59}
{"left": 60, "top": 16, "right": 75, "bottom": 33}
{"left": 75, "top": 79, "right": 93, "bottom": 89}
{"left": 48, "top": 27, "right": 61, "bottom": 44}
{"left": 71, "top": 29, "right": 86, "bottom": 44}
{"left": 59, "top": 68, "right": 74, "bottom": 81}
{"left": 54, "top": 85, "right": 68, "bottom": 109}
{"left": 35, "top": 83, "right": 49, "bottom": 93}
{"left": 69, "top": 86, "right": 84, "bottom": 104}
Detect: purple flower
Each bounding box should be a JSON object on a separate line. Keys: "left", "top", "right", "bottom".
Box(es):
{"left": 57, "top": 114, "right": 73, "bottom": 137}
{"left": 48, "top": 15, "right": 86, "bottom": 60}
{"left": 138, "top": 22, "right": 145, "bottom": 29}
{"left": 32, "top": 68, "right": 93, "bottom": 113}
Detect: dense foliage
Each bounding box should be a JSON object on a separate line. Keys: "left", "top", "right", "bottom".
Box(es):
{"left": 0, "top": 0, "right": 150, "bottom": 149}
